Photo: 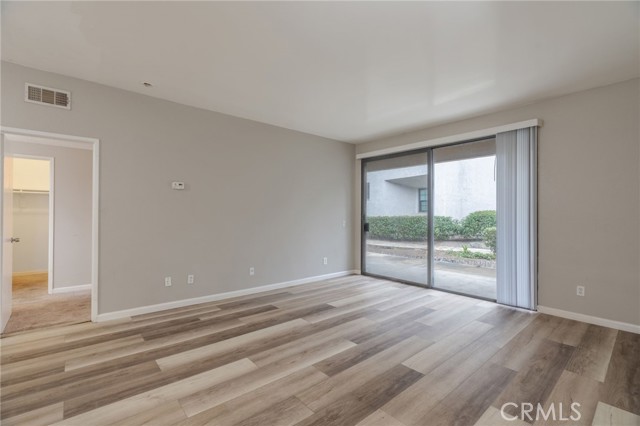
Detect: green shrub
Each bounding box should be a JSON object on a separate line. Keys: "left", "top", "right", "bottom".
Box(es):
{"left": 367, "top": 212, "right": 496, "bottom": 242}
{"left": 367, "top": 216, "right": 428, "bottom": 241}
{"left": 433, "top": 216, "right": 460, "bottom": 241}
{"left": 461, "top": 210, "right": 496, "bottom": 238}
{"left": 447, "top": 247, "right": 496, "bottom": 261}
{"left": 483, "top": 227, "right": 497, "bottom": 254}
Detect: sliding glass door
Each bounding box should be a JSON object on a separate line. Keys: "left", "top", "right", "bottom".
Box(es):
{"left": 362, "top": 130, "right": 536, "bottom": 306}
{"left": 361, "top": 139, "right": 498, "bottom": 300}
{"left": 432, "top": 139, "right": 497, "bottom": 300}
{"left": 362, "top": 151, "right": 430, "bottom": 286}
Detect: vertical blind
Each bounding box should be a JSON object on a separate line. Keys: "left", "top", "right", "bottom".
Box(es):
{"left": 496, "top": 127, "right": 537, "bottom": 310}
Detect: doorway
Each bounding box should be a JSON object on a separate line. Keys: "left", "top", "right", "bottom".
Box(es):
{"left": 432, "top": 139, "right": 497, "bottom": 299}
{"left": 5, "top": 155, "right": 92, "bottom": 334}
{"left": 0, "top": 128, "right": 99, "bottom": 334}
{"left": 12, "top": 156, "right": 53, "bottom": 293}
{"left": 361, "top": 138, "right": 497, "bottom": 301}
{"left": 362, "top": 150, "right": 431, "bottom": 286}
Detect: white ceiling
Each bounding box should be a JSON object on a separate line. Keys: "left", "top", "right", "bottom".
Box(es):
{"left": 2, "top": 2, "right": 638, "bottom": 143}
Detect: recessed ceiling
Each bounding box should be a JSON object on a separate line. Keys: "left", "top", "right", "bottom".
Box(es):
{"left": 2, "top": 2, "right": 638, "bottom": 143}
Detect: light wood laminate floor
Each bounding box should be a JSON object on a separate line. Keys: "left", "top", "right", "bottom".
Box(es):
{"left": 1, "top": 275, "right": 638, "bottom": 425}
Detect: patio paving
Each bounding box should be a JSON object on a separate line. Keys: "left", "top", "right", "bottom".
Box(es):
{"left": 364, "top": 252, "right": 496, "bottom": 300}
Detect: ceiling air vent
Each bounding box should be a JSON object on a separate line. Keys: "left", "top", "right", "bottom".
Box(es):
{"left": 25, "top": 83, "right": 71, "bottom": 110}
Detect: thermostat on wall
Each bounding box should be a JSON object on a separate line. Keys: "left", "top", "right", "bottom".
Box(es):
{"left": 171, "top": 181, "right": 185, "bottom": 190}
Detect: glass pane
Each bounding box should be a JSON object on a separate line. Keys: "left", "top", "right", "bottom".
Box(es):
{"left": 432, "top": 139, "right": 497, "bottom": 299}
{"left": 363, "top": 151, "right": 429, "bottom": 285}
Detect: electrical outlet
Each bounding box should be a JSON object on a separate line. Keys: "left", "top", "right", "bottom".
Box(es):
{"left": 576, "top": 285, "right": 585, "bottom": 297}
{"left": 342, "top": 220, "right": 346, "bottom": 228}
{"left": 165, "top": 276, "right": 172, "bottom": 287}
{"left": 323, "top": 257, "right": 328, "bottom": 265}
{"left": 249, "top": 267, "right": 255, "bottom": 276}
{"left": 187, "top": 274, "right": 195, "bottom": 284}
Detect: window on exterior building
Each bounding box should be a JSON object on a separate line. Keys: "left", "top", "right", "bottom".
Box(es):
{"left": 418, "top": 188, "right": 427, "bottom": 212}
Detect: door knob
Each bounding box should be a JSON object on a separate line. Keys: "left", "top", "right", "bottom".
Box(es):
{"left": 10, "top": 237, "right": 20, "bottom": 243}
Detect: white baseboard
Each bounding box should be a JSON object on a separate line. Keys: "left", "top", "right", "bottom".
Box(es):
{"left": 537, "top": 305, "right": 640, "bottom": 334}
{"left": 96, "top": 270, "right": 359, "bottom": 322}
{"left": 52, "top": 284, "right": 92, "bottom": 294}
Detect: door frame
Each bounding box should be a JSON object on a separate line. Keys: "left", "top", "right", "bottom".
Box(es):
{"left": 1, "top": 134, "right": 12, "bottom": 331}
{"left": 12, "top": 154, "right": 55, "bottom": 295}
{"left": 360, "top": 147, "right": 432, "bottom": 289}
{"left": 0, "top": 127, "right": 100, "bottom": 325}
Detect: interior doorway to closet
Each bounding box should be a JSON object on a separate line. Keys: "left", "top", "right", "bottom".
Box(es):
{"left": 12, "top": 156, "right": 54, "bottom": 299}
{"left": 2, "top": 134, "right": 93, "bottom": 334}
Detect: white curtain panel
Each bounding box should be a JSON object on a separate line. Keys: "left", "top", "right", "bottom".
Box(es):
{"left": 496, "top": 127, "right": 537, "bottom": 310}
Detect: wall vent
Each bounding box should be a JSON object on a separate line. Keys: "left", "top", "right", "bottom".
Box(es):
{"left": 25, "top": 83, "right": 71, "bottom": 109}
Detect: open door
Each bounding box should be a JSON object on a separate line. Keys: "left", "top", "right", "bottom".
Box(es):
{"left": 1, "top": 137, "right": 14, "bottom": 332}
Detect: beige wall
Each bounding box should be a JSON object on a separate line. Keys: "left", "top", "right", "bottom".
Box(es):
{"left": 14, "top": 157, "right": 49, "bottom": 191}
{"left": 7, "top": 141, "right": 92, "bottom": 289}
{"left": 357, "top": 78, "right": 640, "bottom": 326}
{"left": 12, "top": 158, "right": 50, "bottom": 273}
{"left": 1, "top": 61, "right": 355, "bottom": 314}
{"left": 13, "top": 193, "right": 48, "bottom": 273}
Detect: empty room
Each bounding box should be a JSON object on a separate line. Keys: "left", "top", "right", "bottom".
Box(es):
{"left": 0, "top": 2, "right": 638, "bottom": 426}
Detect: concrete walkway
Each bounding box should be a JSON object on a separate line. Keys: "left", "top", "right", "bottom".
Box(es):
{"left": 364, "top": 252, "right": 496, "bottom": 300}
{"left": 367, "top": 239, "right": 493, "bottom": 254}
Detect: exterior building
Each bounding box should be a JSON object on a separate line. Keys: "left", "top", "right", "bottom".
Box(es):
{"left": 366, "top": 155, "right": 496, "bottom": 219}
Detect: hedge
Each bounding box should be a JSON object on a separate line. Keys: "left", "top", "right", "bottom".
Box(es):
{"left": 433, "top": 216, "right": 461, "bottom": 241}
{"left": 368, "top": 210, "right": 497, "bottom": 242}
{"left": 368, "top": 215, "right": 427, "bottom": 241}
{"left": 482, "top": 227, "right": 497, "bottom": 253}
{"left": 460, "top": 210, "right": 496, "bottom": 238}
{"left": 368, "top": 215, "right": 461, "bottom": 241}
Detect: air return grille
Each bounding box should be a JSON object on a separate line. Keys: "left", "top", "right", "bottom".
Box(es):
{"left": 25, "top": 83, "right": 71, "bottom": 109}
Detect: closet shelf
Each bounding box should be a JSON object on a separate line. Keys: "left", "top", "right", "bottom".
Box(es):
{"left": 13, "top": 189, "right": 49, "bottom": 194}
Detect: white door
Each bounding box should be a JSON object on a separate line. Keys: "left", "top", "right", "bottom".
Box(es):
{"left": 1, "top": 138, "right": 14, "bottom": 332}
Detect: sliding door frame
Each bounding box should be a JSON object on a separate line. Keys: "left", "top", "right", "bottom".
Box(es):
{"left": 360, "top": 136, "right": 498, "bottom": 300}
{"left": 360, "top": 147, "right": 432, "bottom": 288}
{"left": 427, "top": 151, "right": 435, "bottom": 288}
